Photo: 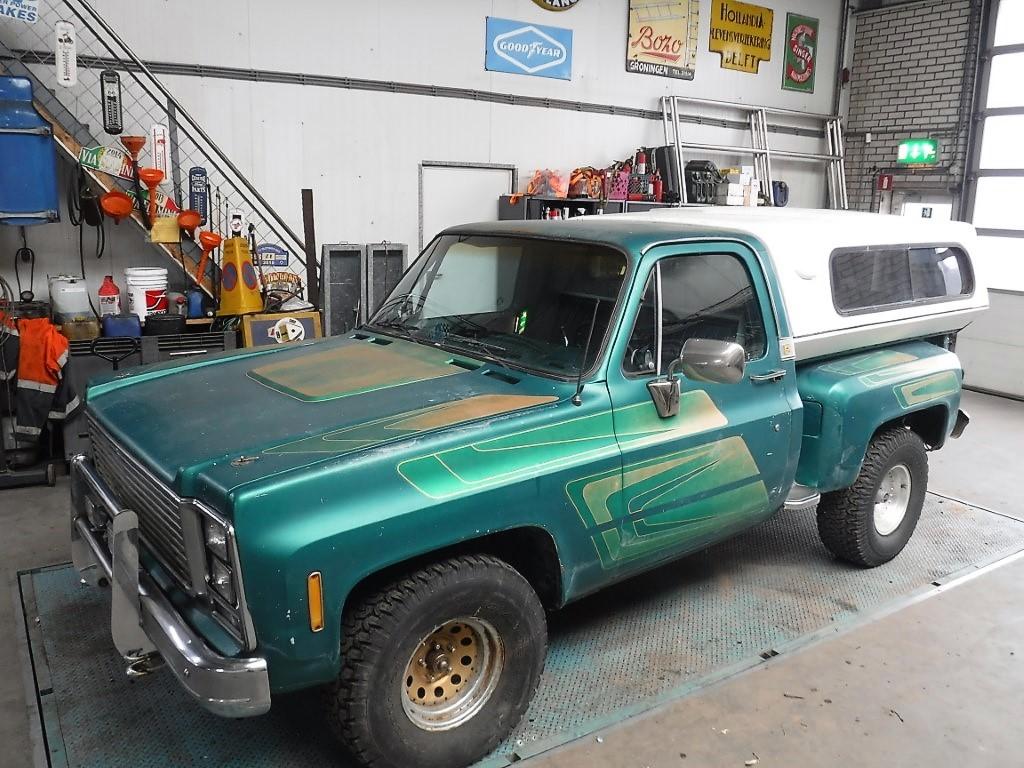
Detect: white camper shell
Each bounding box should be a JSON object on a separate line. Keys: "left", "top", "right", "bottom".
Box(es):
{"left": 614, "top": 207, "right": 989, "bottom": 361}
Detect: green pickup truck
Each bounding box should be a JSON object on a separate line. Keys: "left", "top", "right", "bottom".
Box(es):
{"left": 70, "top": 208, "right": 986, "bottom": 768}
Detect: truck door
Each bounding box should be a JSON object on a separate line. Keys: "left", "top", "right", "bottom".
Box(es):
{"left": 597, "top": 242, "right": 796, "bottom": 575}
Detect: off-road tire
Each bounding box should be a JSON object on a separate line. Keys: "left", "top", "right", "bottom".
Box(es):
{"left": 817, "top": 426, "right": 928, "bottom": 567}
{"left": 325, "top": 554, "right": 547, "bottom": 768}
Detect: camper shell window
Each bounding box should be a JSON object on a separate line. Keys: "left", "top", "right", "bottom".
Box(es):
{"left": 830, "top": 243, "right": 974, "bottom": 315}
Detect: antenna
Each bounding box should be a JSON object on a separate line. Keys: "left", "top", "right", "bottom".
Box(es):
{"left": 572, "top": 299, "right": 601, "bottom": 406}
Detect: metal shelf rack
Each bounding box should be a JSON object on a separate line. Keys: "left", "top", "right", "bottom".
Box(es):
{"left": 661, "top": 95, "right": 849, "bottom": 209}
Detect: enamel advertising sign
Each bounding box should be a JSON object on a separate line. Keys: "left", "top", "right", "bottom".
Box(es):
{"left": 626, "top": 0, "right": 699, "bottom": 81}
{"left": 485, "top": 17, "right": 573, "bottom": 80}
{"left": 783, "top": 13, "right": 819, "bottom": 93}
{"left": 709, "top": 0, "right": 773, "bottom": 74}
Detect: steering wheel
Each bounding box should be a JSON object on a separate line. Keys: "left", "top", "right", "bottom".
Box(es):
{"left": 90, "top": 336, "right": 141, "bottom": 371}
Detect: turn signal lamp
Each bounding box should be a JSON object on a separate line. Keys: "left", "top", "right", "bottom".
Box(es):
{"left": 308, "top": 572, "right": 325, "bottom": 632}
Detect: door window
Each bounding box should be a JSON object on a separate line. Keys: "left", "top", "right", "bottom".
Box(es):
{"left": 623, "top": 253, "right": 767, "bottom": 376}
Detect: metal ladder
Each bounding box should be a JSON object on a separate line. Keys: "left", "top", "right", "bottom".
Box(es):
{"left": 0, "top": 0, "right": 307, "bottom": 293}
{"left": 661, "top": 95, "right": 849, "bottom": 209}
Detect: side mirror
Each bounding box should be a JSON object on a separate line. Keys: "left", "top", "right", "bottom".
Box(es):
{"left": 646, "top": 338, "right": 745, "bottom": 420}
{"left": 677, "top": 338, "right": 745, "bottom": 385}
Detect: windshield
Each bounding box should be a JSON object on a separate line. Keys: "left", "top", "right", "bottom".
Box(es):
{"left": 366, "top": 235, "right": 627, "bottom": 378}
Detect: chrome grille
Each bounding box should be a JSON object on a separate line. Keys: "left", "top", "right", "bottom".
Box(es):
{"left": 87, "top": 415, "right": 192, "bottom": 590}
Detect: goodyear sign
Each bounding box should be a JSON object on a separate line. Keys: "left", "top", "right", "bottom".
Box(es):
{"left": 485, "top": 17, "right": 572, "bottom": 80}
{"left": 709, "top": 0, "right": 773, "bottom": 74}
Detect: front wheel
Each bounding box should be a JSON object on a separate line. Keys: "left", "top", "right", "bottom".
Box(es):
{"left": 325, "top": 554, "right": 547, "bottom": 768}
{"left": 817, "top": 426, "right": 928, "bottom": 567}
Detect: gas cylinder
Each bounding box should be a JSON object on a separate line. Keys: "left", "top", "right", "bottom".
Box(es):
{"left": 97, "top": 274, "right": 121, "bottom": 317}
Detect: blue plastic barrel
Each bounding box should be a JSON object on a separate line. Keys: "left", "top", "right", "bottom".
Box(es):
{"left": 0, "top": 76, "right": 59, "bottom": 227}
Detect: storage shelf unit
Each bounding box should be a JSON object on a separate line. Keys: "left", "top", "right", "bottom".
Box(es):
{"left": 661, "top": 95, "right": 849, "bottom": 209}
{"left": 499, "top": 196, "right": 676, "bottom": 221}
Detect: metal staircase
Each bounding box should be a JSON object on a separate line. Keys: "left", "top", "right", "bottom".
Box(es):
{"left": 0, "top": 0, "right": 306, "bottom": 294}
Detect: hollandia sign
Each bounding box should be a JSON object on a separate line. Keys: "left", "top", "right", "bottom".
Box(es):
{"left": 783, "top": 13, "right": 819, "bottom": 93}
{"left": 485, "top": 17, "right": 573, "bottom": 80}
{"left": 709, "top": 0, "right": 773, "bottom": 74}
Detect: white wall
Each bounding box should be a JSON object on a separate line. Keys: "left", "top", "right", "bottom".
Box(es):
{"left": 1, "top": 0, "right": 843, "bottom": 300}
{"left": 85, "top": 0, "right": 843, "bottom": 252}
{"left": 959, "top": 290, "right": 1024, "bottom": 399}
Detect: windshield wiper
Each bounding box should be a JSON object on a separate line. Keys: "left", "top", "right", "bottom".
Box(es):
{"left": 442, "top": 333, "right": 511, "bottom": 357}
{"left": 367, "top": 317, "right": 420, "bottom": 340}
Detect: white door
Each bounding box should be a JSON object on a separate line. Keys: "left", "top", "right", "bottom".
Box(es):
{"left": 419, "top": 164, "right": 514, "bottom": 250}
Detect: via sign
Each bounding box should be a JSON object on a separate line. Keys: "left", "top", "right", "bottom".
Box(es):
{"left": 485, "top": 17, "right": 572, "bottom": 80}
{"left": 897, "top": 138, "right": 938, "bottom": 165}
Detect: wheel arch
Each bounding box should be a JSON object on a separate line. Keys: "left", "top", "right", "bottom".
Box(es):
{"left": 340, "top": 526, "right": 566, "bottom": 619}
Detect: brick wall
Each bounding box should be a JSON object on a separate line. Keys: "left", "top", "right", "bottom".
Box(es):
{"left": 844, "top": 0, "right": 981, "bottom": 212}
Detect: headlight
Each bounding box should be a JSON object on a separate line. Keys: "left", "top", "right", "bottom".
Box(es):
{"left": 209, "top": 557, "right": 236, "bottom": 605}
{"left": 203, "top": 517, "right": 229, "bottom": 561}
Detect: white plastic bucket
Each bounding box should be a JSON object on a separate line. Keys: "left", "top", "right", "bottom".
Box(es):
{"left": 124, "top": 267, "right": 168, "bottom": 323}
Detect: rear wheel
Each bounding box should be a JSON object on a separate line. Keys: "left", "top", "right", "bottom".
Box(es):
{"left": 325, "top": 554, "right": 547, "bottom": 768}
{"left": 817, "top": 426, "right": 928, "bottom": 567}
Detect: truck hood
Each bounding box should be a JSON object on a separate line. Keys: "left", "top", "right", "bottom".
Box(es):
{"left": 86, "top": 333, "right": 564, "bottom": 511}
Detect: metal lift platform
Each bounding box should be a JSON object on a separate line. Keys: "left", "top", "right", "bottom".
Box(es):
{"left": 16, "top": 494, "right": 1024, "bottom": 767}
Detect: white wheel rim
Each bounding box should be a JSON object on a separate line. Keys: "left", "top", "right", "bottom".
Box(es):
{"left": 873, "top": 464, "right": 912, "bottom": 536}
{"left": 400, "top": 616, "right": 504, "bottom": 732}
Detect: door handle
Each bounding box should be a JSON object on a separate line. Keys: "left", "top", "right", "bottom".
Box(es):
{"left": 750, "top": 369, "right": 786, "bottom": 383}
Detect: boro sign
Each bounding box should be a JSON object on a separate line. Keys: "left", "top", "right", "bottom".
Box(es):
{"left": 783, "top": 13, "right": 819, "bottom": 93}
{"left": 485, "top": 17, "right": 572, "bottom": 79}
{"left": 626, "top": 0, "right": 698, "bottom": 81}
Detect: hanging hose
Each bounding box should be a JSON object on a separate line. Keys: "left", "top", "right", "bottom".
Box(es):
{"left": 14, "top": 227, "right": 35, "bottom": 302}
{"left": 67, "top": 164, "right": 107, "bottom": 319}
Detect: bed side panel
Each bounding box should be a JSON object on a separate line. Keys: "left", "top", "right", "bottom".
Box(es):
{"left": 794, "top": 341, "right": 962, "bottom": 492}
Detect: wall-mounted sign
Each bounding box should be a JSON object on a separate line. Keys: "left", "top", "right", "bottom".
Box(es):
{"left": 897, "top": 138, "right": 939, "bottom": 165}
{"left": 485, "top": 16, "right": 572, "bottom": 80}
{"left": 782, "top": 13, "right": 818, "bottom": 93}
{"left": 709, "top": 0, "right": 773, "bottom": 74}
{"left": 188, "top": 166, "right": 209, "bottom": 225}
{"left": 255, "top": 243, "right": 290, "bottom": 267}
{"left": 0, "top": 0, "right": 39, "bottom": 24}
{"left": 877, "top": 173, "right": 894, "bottom": 191}
{"left": 55, "top": 21, "right": 78, "bottom": 87}
{"left": 626, "top": 0, "right": 699, "bottom": 81}
{"left": 532, "top": 0, "right": 581, "bottom": 10}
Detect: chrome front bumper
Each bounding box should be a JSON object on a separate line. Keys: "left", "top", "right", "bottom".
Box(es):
{"left": 69, "top": 454, "right": 271, "bottom": 718}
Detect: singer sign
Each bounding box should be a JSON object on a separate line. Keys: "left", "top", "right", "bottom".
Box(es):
{"left": 485, "top": 17, "right": 573, "bottom": 80}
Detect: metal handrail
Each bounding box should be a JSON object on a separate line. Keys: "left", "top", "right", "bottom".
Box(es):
{"left": 69, "top": 0, "right": 306, "bottom": 263}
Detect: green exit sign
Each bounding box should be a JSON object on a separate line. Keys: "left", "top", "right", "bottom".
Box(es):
{"left": 897, "top": 138, "right": 939, "bottom": 165}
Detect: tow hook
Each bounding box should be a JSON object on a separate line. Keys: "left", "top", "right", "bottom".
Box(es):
{"left": 124, "top": 651, "right": 165, "bottom": 678}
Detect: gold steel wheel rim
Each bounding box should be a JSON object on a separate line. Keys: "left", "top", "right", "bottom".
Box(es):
{"left": 400, "top": 617, "right": 504, "bottom": 731}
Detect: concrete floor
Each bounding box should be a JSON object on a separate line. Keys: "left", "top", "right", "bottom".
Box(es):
{"left": 0, "top": 390, "right": 1021, "bottom": 768}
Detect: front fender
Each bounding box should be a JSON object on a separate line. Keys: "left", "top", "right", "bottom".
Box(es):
{"left": 794, "top": 342, "right": 962, "bottom": 492}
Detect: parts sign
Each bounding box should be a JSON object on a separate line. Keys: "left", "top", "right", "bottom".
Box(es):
{"left": 0, "top": 0, "right": 38, "bottom": 24}
{"left": 709, "top": 0, "right": 773, "bottom": 74}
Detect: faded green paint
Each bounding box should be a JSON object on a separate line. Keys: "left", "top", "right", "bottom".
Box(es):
{"left": 817, "top": 349, "right": 919, "bottom": 376}
{"left": 248, "top": 340, "right": 467, "bottom": 402}
{"left": 266, "top": 395, "right": 558, "bottom": 455}
{"left": 77, "top": 218, "right": 966, "bottom": 698}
